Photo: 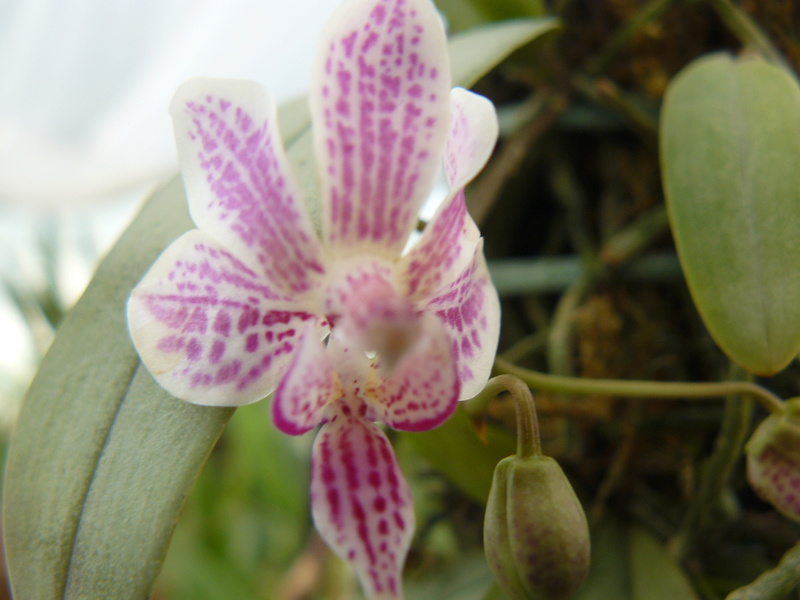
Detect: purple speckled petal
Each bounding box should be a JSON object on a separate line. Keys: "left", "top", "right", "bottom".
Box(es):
{"left": 370, "top": 312, "right": 459, "bottom": 432}
{"left": 171, "top": 77, "right": 327, "bottom": 296}
{"left": 400, "top": 189, "right": 478, "bottom": 302}
{"left": 311, "top": 406, "right": 414, "bottom": 599}
{"left": 127, "top": 229, "right": 327, "bottom": 406}
{"left": 444, "top": 87, "right": 498, "bottom": 191}
{"left": 400, "top": 89, "right": 498, "bottom": 301}
{"left": 747, "top": 448, "right": 800, "bottom": 522}
{"left": 425, "top": 240, "right": 500, "bottom": 400}
{"left": 311, "top": 0, "right": 451, "bottom": 256}
{"left": 273, "top": 325, "right": 343, "bottom": 435}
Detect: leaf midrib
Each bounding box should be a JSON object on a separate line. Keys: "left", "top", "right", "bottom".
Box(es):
{"left": 60, "top": 361, "right": 142, "bottom": 600}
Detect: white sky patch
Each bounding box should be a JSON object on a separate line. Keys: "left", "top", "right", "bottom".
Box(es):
{"left": 0, "top": 0, "right": 342, "bottom": 425}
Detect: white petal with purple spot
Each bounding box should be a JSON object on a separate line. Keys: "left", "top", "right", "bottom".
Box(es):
{"left": 171, "top": 77, "right": 327, "bottom": 296}
{"left": 311, "top": 406, "right": 414, "bottom": 599}
{"left": 425, "top": 240, "right": 500, "bottom": 400}
{"left": 444, "top": 87, "right": 498, "bottom": 191}
{"left": 128, "top": 229, "right": 327, "bottom": 406}
{"left": 370, "top": 312, "right": 459, "bottom": 431}
{"left": 273, "top": 325, "right": 343, "bottom": 435}
{"left": 311, "top": 0, "right": 451, "bottom": 256}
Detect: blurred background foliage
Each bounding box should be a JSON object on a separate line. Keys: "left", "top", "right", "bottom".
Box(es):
{"left": 4, "top": 1, "right": 800, "bottom": 599}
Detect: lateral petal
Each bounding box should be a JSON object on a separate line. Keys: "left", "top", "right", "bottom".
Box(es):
{"left": 127, "top": 229, "right": 327, "bottom": 406}
{"left": 400, "top": 89, "right": 497, "bottom": 301}
{"left": 311, "top": 0, "right": 451, "bottom": 256}
{"left": 273, "top": 325, "right": 344, "bottom": 435}
{"left": 370, "top": 312, "right": 459, "bottom": 432}
{"left": 311, "top": 408, "right": 414, "bottom": 599}
{"left": 400, "top": 189, "right": 478, "bottom": 301}
{"left": 444, "top": 87, "right": 498, "bottom": 191}
{"left": 171, "top": 77, "right": 326, "bottom": 296}
{"left": 425, "top": 241, "right": 501, "bottom": 400}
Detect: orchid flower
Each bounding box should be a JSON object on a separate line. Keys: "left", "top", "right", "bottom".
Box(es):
{"left": 127, "top": 0, "right": 500, "bottom": 596}
{"left": 746, "top": 399, "right": 800, "bottom": 523}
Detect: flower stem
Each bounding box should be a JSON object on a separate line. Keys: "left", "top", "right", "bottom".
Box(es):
{"left": 708, "top": 0, "right": 787, "bottom": 68}
{"left": 493, "top": 357, "right": 785, "bottom": 415}
{"left": 669, "top": 369, "right": 755, "bottom": 561}
{"left": 726, "top": 538, "right": 800, "bottom": 600}
{"left": 467, "top": 375, "right": 542, "bottom": 458}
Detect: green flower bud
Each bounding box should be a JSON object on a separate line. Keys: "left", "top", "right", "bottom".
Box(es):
{"left": 484, "top": 454, "right": 590, "bottom": 600}
{"left": 746, "top": 398, "right": 800, "bottom": 522}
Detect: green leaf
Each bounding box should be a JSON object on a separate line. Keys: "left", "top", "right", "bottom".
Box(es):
{"left": 3, "top": 177, "right": 234, "bottom": 600}
{"left": 661, "top": 53, "right": 800, "bottom": 375}
{"left": 400, "top": 406, "right": 515, "bottom": 504}
{"left": 3, "top": 15, "right": 556, "bottom": 600}
{"left": 628, "top": 526, "right": 699, "bottom": 600}
{"left": 572, "top": 518, "right": 699, "bottom": 600}
{"left": 448, "top": 17, "right": 559, "bottom": 90}
{"left": 405, "top": 551, "right": 496, "bottom": 600}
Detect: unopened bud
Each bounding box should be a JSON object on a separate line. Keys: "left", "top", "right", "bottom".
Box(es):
{"left": 746, "top": 398, "right": 800, "bottom": 522}
{"left": 484, "top": 454, "right": 590, "bottom": 600}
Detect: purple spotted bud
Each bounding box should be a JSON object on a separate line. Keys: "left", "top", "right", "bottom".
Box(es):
{"left": 484, "top": 454, "right": 590, "bottom": 600}
{"left": 746, "top": 398, "right": 800, "bottom": 522}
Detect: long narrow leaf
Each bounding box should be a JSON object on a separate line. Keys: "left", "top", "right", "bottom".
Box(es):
{"left": 4, "top": 178, "right": 234, "bottom": 600}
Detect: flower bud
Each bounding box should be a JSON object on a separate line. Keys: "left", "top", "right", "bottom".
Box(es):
{"left": 746, "top": 398, "right": 800, "bottom": 522}
{"left": 484, "top": 454, "right": 590, "bottom": 600}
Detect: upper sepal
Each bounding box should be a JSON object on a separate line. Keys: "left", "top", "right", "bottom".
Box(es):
{"left": 311, "top": 0, "right": 452, "bottom": 257}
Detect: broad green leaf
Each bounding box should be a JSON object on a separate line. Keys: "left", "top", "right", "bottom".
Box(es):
{"left": 661, "top": 53, "right": 800, "bottom": 375}
{"left": 3, "top": 16, "right": 559, "bottom": 600}
{"left": 3, "top": 177, "right": 234, "bottom": 600}
{"left": 449, "top": 17, "right": 559, "bottom": 90}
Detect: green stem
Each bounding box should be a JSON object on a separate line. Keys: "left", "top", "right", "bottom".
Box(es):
{"left": 488, "top": 251, "right": 683, "bottom": 296}
{"left": 600, "top": 205, "right": 670, "bottom": 265}
{"left": 500, "top": 329, "right": 548, "bottom": 364}
{"left": 547, "top": 276, "right": 591, "bottom": 377}
{"left": 670, "top": 374, "right": 755, "bottom": 561}
{"left": 708, "top": 0, "right": 787, "bottom": 68}
{"left": 467, "top": 375, "right": 542, "bottom": 458}
{"left": 726, "top": 539, "right": 800, "bottom": 599}
{"left": 573, "top": 75, "right": 660, "bottom": 133}
{"left": 493, "top": 357, "right": 785, "bottom": 415}
{"left": 583, "top": 0, "right": 678, "bottom": 76}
